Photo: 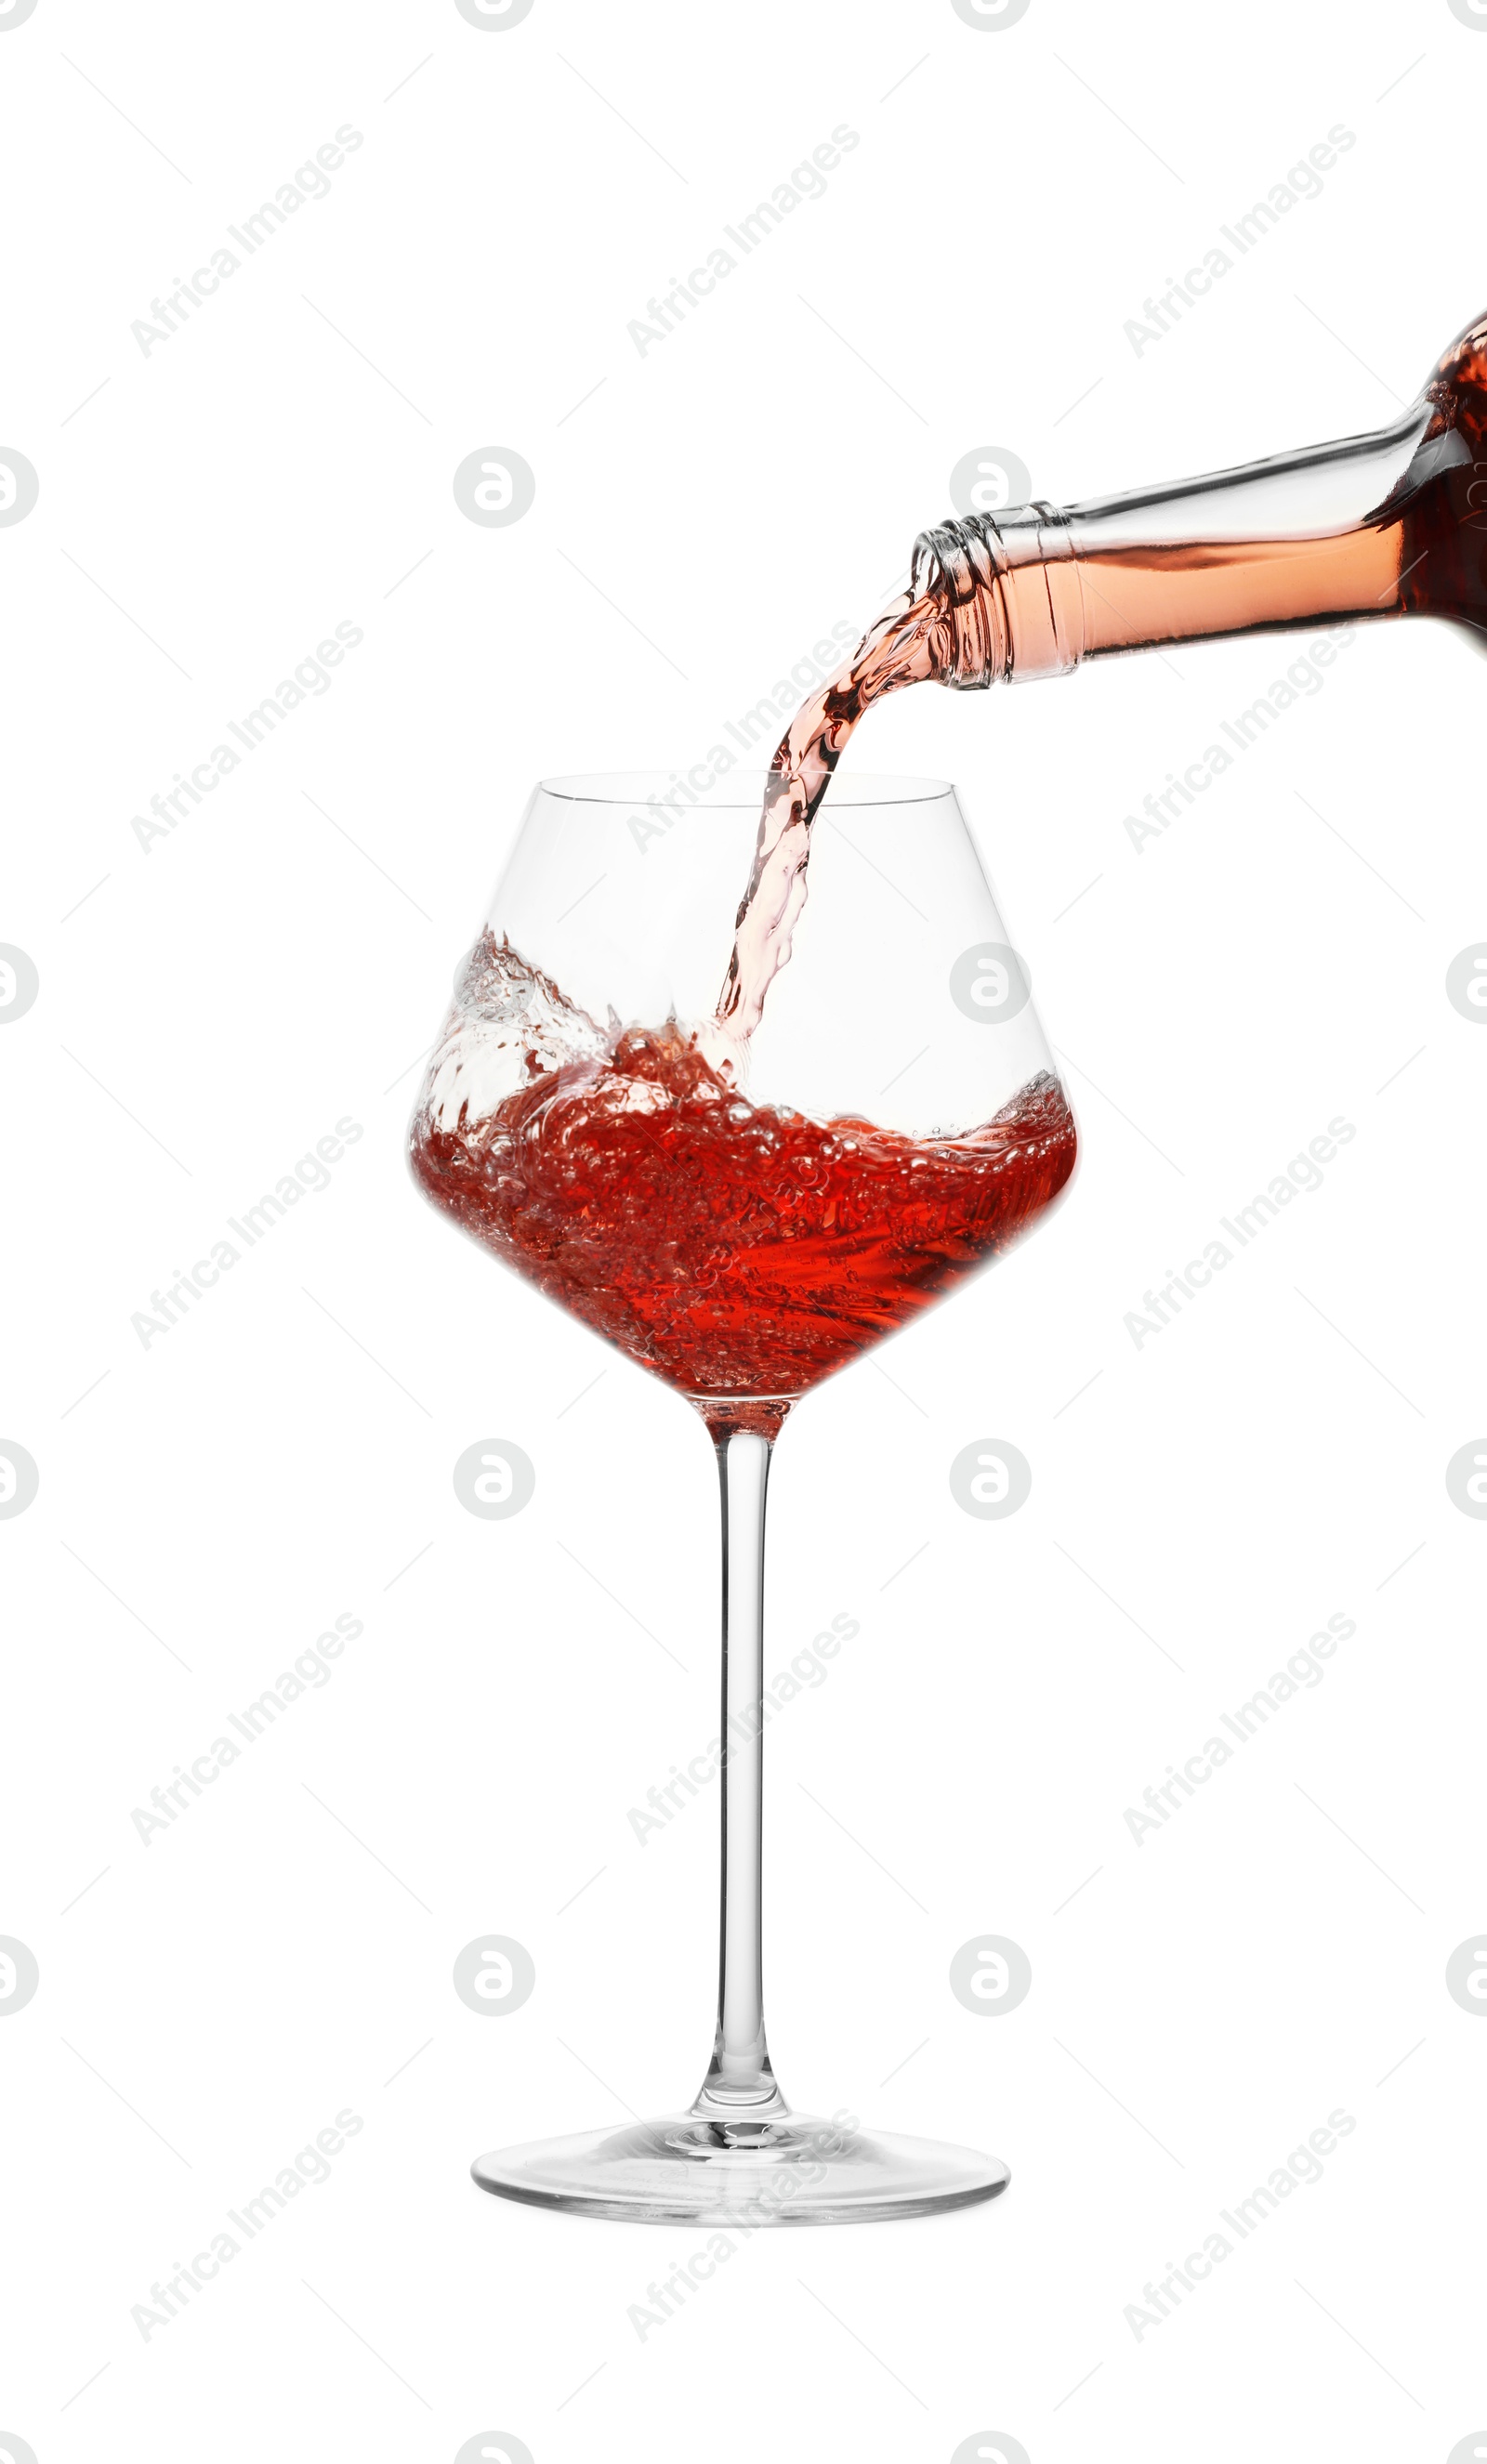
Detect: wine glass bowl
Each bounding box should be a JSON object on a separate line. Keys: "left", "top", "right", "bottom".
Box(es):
{"left": 410, "top": 773, "right": 1074, "bottom": 1433}
{"left": 407, "top": 771, "right": 1074, "bottom": 2222}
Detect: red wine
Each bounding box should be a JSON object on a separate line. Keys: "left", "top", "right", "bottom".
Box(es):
{"left": 410, "top": 937, "right": 1074, "bottom": 1433}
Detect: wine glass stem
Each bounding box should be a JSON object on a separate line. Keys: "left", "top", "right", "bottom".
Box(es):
{"left": 691, "top": 1426, "right": 788, "bottom": 2122}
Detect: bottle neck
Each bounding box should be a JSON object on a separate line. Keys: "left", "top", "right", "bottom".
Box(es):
{"left": 912, "top": 397, "right": 1465, "bottom": 688}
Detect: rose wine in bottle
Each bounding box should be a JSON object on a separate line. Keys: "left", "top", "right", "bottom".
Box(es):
{"left": 912, "top": 307, "right": 1487, "bottom": 688}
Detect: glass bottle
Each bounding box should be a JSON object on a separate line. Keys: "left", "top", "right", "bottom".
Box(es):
{"left": 912, "top": 310, "right": 1487, "bottom": 688}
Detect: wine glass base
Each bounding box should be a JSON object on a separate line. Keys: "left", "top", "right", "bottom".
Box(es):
{"left": 470, "top": 2111, "right": 1009, "bottom": 2226}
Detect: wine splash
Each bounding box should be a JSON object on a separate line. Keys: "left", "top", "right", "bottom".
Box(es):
{"left": 411, "top": 935, "right": 1074, "bottom": 1429}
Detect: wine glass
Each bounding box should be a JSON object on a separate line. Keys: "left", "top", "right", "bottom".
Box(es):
{"left": 408, "top": 770, "right": 1075, "bottom": 2223}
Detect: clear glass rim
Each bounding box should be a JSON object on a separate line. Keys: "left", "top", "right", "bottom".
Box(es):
{"left": 538, "top": 770, "right": 954, "bottom": 810}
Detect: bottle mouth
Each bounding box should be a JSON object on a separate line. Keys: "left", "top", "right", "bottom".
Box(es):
{"left": 912, "top": 503, "right": 1084, "bottom": 689}
{"left": 910, "top": 516, "right": 991, "bottom": 604}
{"left": 910, "top": 516, "right": 1009, "bottom": 688}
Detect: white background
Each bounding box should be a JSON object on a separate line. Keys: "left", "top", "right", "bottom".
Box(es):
{"left": 3, "top": 2, "right": 1485, "bottom": 2458}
